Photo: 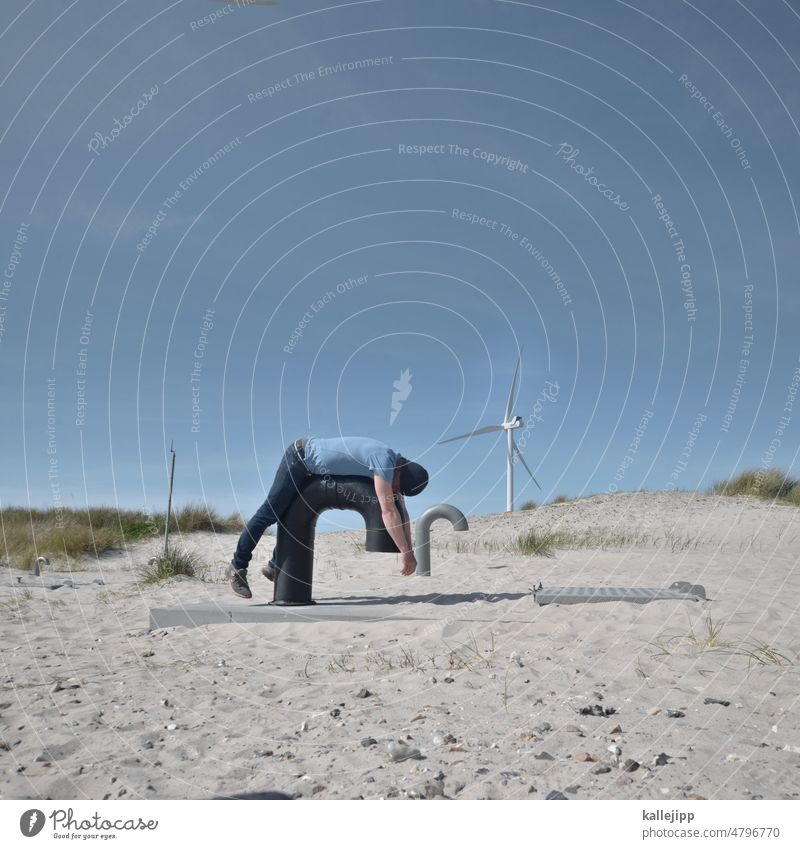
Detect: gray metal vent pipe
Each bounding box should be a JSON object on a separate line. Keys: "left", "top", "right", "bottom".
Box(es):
{"left": 413, "top": 504, "right": 469, "bottom": 576}
{"left": 273, "top": 475, "right": 399, "bottom": 606}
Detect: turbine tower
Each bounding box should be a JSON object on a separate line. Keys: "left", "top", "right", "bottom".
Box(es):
{"left": 438, "top": 353, "right": 541, "bottom": 512}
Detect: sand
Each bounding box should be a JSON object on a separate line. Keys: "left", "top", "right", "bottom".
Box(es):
{"left": 1, "top": 490, "right": 799, "bottom": 800}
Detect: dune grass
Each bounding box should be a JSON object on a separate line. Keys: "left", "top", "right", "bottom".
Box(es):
{"left": 649, "top": 615, "right": 797, "bottom": 669}
{"left": 520, "top": 500, "right": 538, "bottom": 511}
{"left": 0, "top": 503, "right": 243, "bottom": 570}
{"left": 512, "top": 529, "right": 558, "bottom": 557}
{"left": 508, "top": 527, "right": 700, "bottom": 558}
{"left": 711, "top": 468, "right": 800, "bottom": 504}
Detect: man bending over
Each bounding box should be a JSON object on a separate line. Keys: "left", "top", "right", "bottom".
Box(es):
{"left": 229, "top": 436, "right": 429, "bottom": 598}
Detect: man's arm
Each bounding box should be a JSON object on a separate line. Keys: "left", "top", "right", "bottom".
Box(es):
{"left": 374, "top": 475, "right": 417, "bottom": 576}
{"left": 397, "top": 494, "right": 413, "bottom": 550}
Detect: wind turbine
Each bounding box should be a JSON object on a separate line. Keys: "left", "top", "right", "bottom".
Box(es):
{"left": 438, "top": 353, "right": 541, "bottom": 512}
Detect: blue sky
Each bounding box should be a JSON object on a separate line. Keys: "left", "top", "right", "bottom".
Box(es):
{"left": 1, "top": 0, "right": 799, "bottom": 526}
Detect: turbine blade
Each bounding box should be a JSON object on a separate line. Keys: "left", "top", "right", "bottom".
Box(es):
{"left": 438, "top": 424, "right": 505, "bottom": 444}
{"left": 505, "top": 350, "right": 522, "bottom": 421}
{"left": 512, "top": 439, "right": 541, "bottom": 489}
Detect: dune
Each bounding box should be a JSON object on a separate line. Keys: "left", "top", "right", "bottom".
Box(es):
{"left": 1, "top": 490, "right": 799, "bottom": 800}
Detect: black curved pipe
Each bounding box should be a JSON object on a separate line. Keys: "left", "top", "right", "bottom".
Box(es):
{"left": 272, "top": 475, "right": 399, "bottom": 606}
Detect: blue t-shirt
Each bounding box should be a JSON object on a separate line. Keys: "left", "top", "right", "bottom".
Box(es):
{"left": 304, "top": 437, "right": 398, "bottom": 484}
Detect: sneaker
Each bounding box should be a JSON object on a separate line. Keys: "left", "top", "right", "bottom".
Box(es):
{"left": 261, "top": 561, "right": 276, "bottom": 583}
{"left": 229, "top": 564, "right": 252, "bottom": 599}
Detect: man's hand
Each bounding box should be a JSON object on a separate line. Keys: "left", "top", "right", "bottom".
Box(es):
{"left": 401, "top": 551, "right": 417, "bottom": 576}
{"left": 375, "top": 475, "right": 417, "bottom": 575}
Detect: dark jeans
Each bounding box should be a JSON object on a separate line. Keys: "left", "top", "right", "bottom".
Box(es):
{"left": 232, "top": 442, "right": 311, "bottom": 571}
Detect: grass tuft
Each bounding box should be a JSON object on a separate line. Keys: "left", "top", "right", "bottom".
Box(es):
{"left": 711, "top": 468, "right": 799, "bottom": 503}
{"left": 519, "top": 500, "right": 538, "bottom": 511}
{"left": 512, "top": 529, "right": 557, "bottom": 557}
{"left": 649, "top": 615, "right": 797, "bottom": 669}
{"left": 137, "top": 545, "right": 205, "bottom": 584}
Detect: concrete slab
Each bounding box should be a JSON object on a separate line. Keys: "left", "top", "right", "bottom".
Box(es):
{"left": 533, "top": 582, "right": 707, "bottom": 606}
{"left": 2, "top": 578, "right": 106, "bottom": 590}
{"left": 148, "top": 599, "right": 534, "bottom": 630}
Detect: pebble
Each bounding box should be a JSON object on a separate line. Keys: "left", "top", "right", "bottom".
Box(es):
{"left": 34, "top": 741, "right": 79, "bottom": 762}
{"left": 622, "top": 759, "right": 640, "bottom": 772}
{"left": 546, "top": 790, "right": 568, "bottom": 800}
{"left": 608, "top": 724, "right": 622, "bottom": 734}
{"left": 509, "top": 652, "right": 524, "bottom": 667}
{"left": 355, "top": 688, "right": 372, "bottom": 698}
{"left": 615, "top": 775, "right": 633, "bottom": 786}
{"left": 534, "top": 722, "right": 553, "bottom": 735}
{"left": 329, "top": 709, "right": 341, "bottom": 718}
{"left": 534, "top": 751, "right": 555, "bottom": 761}
{"left": 653, "top": 753, "right": 670, "bottom": 766}
{"left": 407, "top": 778, "right": 444, "bottom": 800}
{"left": 579, "top": 704, "right": 616, "bottom": 717}
{"left": 666, "top": 709, "right": 685, "bottom": 718}
{"left": 51, "top": 680, "right": 81, "bottom": 693}
{"left": 360, "top": 737, "right": 377, "bottom": 748}
{"left": 299, "top": 720, "right": 309, "bottom": 732}
{"left": 647, "top": 707, "right": 661, "bottom": 716}
{"left": 443, "top": 677, "right": 455, "bottom": 684}
{"left": 591, "top": 763, "right": 612, "bottom": 775}
{"left": 565, "top": 724, "right": 585, "bottom": 736}
{"left": 565, "top": 785, "right": 580, "bottom": 794}
{"left": 166, "top": 724, "right": 177, "bottom": 731}
{"left": 387, "top": 741, "right": 423, "bottom": 762}
{"left": 703, "top": 697, "right": 731, "bottom": 707}
{"left": 575, "top": 752, "right": 597, "bottom": 762}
